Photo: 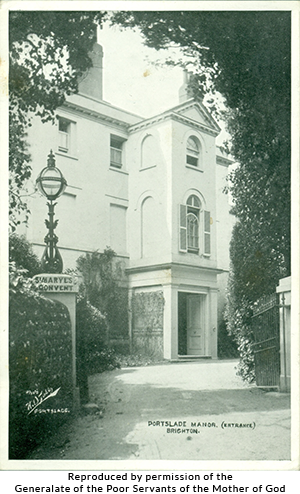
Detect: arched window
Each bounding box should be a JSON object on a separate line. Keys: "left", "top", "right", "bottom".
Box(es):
{"left": 187, "top": 194, "right": 201, "bottom": 209}
{"left": 186, "top": 136, "right": 200, "bottom": 167}
{"left": 186, "top": 195, "right": 200, "bottom": 252}
{"left": 187, "top": 213, "right": 199, "bottom": 251}
{"left": 179, "top": 194, "right": 211, "bottom": 255}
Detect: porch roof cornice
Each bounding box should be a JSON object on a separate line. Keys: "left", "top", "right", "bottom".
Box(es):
{"left": 126, "top": 262, "right": 225, "bottom": 275}
{"left": 128, "top": 112, "right": 220, "bottom": 137}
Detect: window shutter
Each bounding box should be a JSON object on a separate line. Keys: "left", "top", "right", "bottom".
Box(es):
{"left": 179, "top": 204, "right": 187, "bottom": 252}
{"left": 204, "top": 210, "right": 211, "bottom": 255}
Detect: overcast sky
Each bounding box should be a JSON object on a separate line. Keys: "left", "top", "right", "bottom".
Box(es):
{"left": 97, "top": 22, "right": 228, "bottom": 146}
{"left": 98, "top": 23, "right": 190, "bottom": 117}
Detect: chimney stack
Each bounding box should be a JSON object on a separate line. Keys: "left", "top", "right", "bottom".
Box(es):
{"left": 179, "top": 70, "right": 194, "bottom": 103}
{"left": 78, "top": 42, "right": 104, "bottom": 101}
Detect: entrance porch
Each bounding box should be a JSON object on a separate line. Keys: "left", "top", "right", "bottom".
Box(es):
{"left": 128, "top": 263, "right": 220, "bottom": 361}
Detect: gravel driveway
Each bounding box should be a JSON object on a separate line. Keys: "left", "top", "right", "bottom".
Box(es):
{"left": 28, "top": 359, "right": 291, "bottom": 462}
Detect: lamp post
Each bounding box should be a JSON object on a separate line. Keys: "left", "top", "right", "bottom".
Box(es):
{"left": 36, "top": 150, "right": 67, "bottom": 273}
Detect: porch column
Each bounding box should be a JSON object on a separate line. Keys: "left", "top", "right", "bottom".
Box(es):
{"left": 163, "top": 284, "right": 178, "bottom": 360}
{"left": 209, "top": 288, "right": 218, "bottom": 359}
{"left": 128, "top": 287, "right": 133, "bottom": 354}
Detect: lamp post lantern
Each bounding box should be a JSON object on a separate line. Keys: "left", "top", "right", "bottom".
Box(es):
{"left": 36, "top": 150, "right": 67, "bottom": 273}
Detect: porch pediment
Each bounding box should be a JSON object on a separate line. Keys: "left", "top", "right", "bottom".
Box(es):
{"left": 172, "top": 99, "right": 221, "bottom": 134}
{"left": 129, "top": 98, "right": 220, "bottom": 136}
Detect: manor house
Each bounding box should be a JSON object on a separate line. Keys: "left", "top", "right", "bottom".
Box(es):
{"left": 20, "top": 42, "right": 234, "bottom": 360}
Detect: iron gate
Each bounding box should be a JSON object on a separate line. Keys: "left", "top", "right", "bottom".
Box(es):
{"left": 251, "top": 293, "right": 280, "bottom": 387}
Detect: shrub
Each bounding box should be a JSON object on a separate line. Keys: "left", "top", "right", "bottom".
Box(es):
{"left": 9, "top": 233, "right": 41, "bottom": 277}
{"left": 224, "top": 221, "right": 286, "bottom": 382}
{"left": 236, "top": 335, "right": 256, "bottom": 383}
{"left": 76, "top": 297, "right": 108, "bottom": 371}
{"left": 9, "top": 261, "right": 36, "bottom": 295}
{"left": 76, "top": 248, "right": 129, "bottom": 345}
{"left": 76, "top": 296, "right": 120, "bottom": 403}
{"left": 217, "top": 315, "right": 239, "bottom": 359}
{"left": 225, "top": 286, "right": 256, "bottom": 383}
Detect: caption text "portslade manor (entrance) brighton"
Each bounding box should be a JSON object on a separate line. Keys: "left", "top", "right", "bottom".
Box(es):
{"left": 148, "top": 420, "right": 255, "bottom": 434}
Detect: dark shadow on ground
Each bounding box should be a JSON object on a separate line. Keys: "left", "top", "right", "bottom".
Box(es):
{"left": 92, "top": 376, "right": 290, "bottom": 414}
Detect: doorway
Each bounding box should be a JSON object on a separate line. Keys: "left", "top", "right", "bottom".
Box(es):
{"left": 178, "top": 292, "right": 206, "bottom": 356}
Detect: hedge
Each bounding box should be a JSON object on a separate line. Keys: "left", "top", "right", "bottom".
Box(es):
{"left": 9, "top": 289, "right": 73, "bottom": 459}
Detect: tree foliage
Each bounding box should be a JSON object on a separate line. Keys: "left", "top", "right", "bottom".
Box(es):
{"left": 9, "top": 11, "right": 106, "bottom": 229}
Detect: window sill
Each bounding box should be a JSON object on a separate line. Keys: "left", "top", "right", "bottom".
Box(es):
{"left": 179, "top": 251, "right": 211, "bottom": 259}
{"left": 56, "top": 151, "right": 78, "bottom": 161}
{"left": 140, "top": 165, "right": 157, "bottom": 171}
{"left": 185, "top": 164, "right": 204, "bottom": 172}
{"left": 109, "top": 166, "right": 129, "bottom": 175}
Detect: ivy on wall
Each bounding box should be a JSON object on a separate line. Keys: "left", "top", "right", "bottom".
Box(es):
{"left": 132, "top": 291, "right": 165, "bottom": 333}
{"left": 131, "top": 291, "right": 165, "bottom": 359}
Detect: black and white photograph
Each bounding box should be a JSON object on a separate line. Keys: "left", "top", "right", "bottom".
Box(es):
{"left": 1, "top": 1, "right": 299, "bottom": 470}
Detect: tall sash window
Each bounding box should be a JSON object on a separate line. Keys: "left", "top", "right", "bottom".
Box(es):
{"left": 179, "top": 194, "right": 211, "bottom": 256}
{"left": 186, "top": 136, "right": 200, "bottom": 167}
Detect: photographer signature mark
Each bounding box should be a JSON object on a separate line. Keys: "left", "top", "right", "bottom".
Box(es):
{"left": 26, "top": 387, "right": 61, "bottom": 415}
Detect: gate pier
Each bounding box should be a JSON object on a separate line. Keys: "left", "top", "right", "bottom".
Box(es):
{"left": 276, "top": 276, "right": 291, "bottom": 393}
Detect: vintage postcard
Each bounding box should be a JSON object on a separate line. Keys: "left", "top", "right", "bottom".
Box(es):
{"left": 0, "top": 0, "right": 299, "bottom": 475}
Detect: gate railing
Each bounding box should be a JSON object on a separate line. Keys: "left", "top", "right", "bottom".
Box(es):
{"left": 251, "top": 293, "right": 280, "bottom": 387}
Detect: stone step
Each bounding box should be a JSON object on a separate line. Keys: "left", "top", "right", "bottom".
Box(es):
{"left": 173, "top": 355, "right": 212, "bottom": 362}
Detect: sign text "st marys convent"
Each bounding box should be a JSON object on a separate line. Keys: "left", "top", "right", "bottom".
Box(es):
{"left": 33, "top": 274, "right": 78, "bottom": 293}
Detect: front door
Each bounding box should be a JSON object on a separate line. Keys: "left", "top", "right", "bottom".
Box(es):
{"left": 187, "top": 294, "right": 205, "bottom": 355}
